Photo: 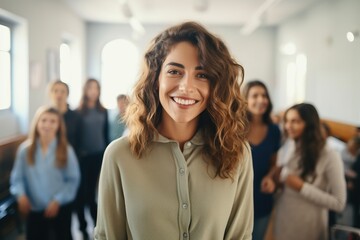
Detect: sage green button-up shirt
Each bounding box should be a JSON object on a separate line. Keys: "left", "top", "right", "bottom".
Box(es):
{"left": 94, "top": 132, "right": 253, "bottom": 240}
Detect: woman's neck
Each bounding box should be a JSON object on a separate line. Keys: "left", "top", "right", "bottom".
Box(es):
{"left": 87, "top": 100, "right": 96, "bottom": 108}
{"left": 157, "top": 119, "right": 198, "bottom": 151}
{"left": 56, "top": 102, "right": 68, "bottom": 114}
{"left": 251, "top": 114, "right": 264, "bottom": 125}
{"left": 39, "top": 136, "right": 55, "bottom": 153}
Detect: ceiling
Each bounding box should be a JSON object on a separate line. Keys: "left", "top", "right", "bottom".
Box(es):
{"left": 62, "top": 0, "right": 322, "bottom": 34}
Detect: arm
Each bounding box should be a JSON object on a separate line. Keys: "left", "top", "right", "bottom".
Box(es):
{"left": 287, "top": 152, "right": 346, "bottom": 212}
{"left": 10, "top": 143, "right": 31, "bottom": 214}
{"left": 10, "top": 144, "right": 27, "bottom": 198}
{"left": 225, "top": 145, "right": 254, "bottom": 240}
{"left": 261, "top": 153, "right": 278, "bottom": 193}
{"left": 94, "top": 143, "right": 127, "bottom": 240}
{"left": 262, "top": 125, "right": 282, "bottom": 193}
{"left": 53, "top": 146, "right": 81, "bottom": 204}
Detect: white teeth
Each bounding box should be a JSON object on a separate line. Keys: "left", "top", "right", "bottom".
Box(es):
{"left": 173, "top": 97, "right": 196, "bottom": 105}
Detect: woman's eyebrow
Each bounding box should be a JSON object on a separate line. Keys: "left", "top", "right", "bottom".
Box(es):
{"left": 165, "top": 62, "right": 203, "bottom": 70}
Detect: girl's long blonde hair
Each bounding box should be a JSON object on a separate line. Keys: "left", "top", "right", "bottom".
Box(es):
{"left": 27, "top": 106, "right": 68, "bottom": 168}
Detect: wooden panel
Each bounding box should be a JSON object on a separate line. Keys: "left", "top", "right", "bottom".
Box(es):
{"left": 0, "top": 135, "right": 26, "bottom": 237}
{"left": 322, "top": 119, "right": 357, "bottom": 142}
{"left": 0, "top": 135, "right": 27, "bottom": 200}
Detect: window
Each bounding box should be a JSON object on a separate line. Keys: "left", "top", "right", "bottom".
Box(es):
{"left": 0, "top": 23, "right": 12, "bottom": 110}
{"left": 101, "top": 39, "right": 139, "bottom": 109}
{"left": 60, "top": 42, "right": 71, "bottom": 84}
{"left": 286, "top": 54, "right": 307, "bottom": 105}
{"left": 59, "top": 40, "right": 81, "bottom": 108}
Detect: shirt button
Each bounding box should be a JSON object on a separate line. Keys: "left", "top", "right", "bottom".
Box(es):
{"left": 183, "top": 232, "right": 188, "bottom": 238}
{"left": 179, "top": 168, "right": 185, "bottom": 175}
{"left": 186, "top": 142, "right": 191, "bottom": 147}
{"left": 182, "top": 203, "right": 188, "bottom": 209}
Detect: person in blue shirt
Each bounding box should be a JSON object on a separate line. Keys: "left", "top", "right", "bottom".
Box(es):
{"left": 242, "top": 80, "right": 281, "bottom": 240}
{"left": 10, "top": 106, "right": 80, "bottom": 240}
{"left": 109, "top": 94, "right": 129, "bottom": 141}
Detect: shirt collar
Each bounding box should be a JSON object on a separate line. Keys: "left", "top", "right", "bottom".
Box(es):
{"left": 154, "top": 130, "right": 204, "bottom": 146}
{"left": 36, "top": 138, "right": 58, "bottom": 150}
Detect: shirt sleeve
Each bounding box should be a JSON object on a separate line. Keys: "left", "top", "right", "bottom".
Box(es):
{"left": 300, "top": 150, "right": 346, "bottom": 212}
{"left": 224, "top": 143, "right": 254, "bottom": 240}
{"left": 53, "top": 146, "right": 81, "bottom": 204}
{"left": 94, "top": 142, "right": 127, "bottom": 240}
{"left": 10, "top": 143, "right": 27, "bottom": 198}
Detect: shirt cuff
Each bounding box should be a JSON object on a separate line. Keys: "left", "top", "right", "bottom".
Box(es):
{"left": 279, "top": 167, "right": 290, "bottom": 182}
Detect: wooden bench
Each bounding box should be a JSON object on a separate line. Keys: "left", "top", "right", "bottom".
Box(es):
{"left": 0, "top": 135, "right": 26, "bottom": 237}
{"left": 322, "top": 119, "right": 358, "bottom": 142}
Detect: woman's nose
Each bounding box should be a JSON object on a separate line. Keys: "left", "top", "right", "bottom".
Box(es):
{"left": 179, "top": 74, "right": 195, "bottom": 93}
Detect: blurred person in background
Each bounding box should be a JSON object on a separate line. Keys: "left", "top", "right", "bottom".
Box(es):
{"left": 109, "top": 94, "right": 129, "bottom": 141}
{"left": 10, "top": 106, "right": 80, "bottom": 240}
{"left": 242, "top": 80, "right": 281, "bottom": 240}
{"left": 76, "top": 78, "right": 109, "bottom": 240}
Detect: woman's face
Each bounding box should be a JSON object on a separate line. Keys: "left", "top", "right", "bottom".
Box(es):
{"left": 36, "top": 112, "right": 60, "bottom": 140}
{"left": 158, "top": 41, "right": 210, "bottom": 126}
{"left": 50, "top": 83, "right": 68, "bottom": 106}
{"left": 247, "top": 85, "right": 269, "bottom": 116}
{"left": 284, "top": 109, "right": 306, "bottom": 140}
{"left": 86, "top": 81, "right": 100, "bottom": 102}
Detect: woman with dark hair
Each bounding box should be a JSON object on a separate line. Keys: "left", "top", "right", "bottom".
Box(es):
{"left": 10, "top": 106, "right": 80, "bottom": 240}
{"left": 274, "top": 103, "right": 346, "bottom": 240}
{"left": 76, "top": 78, "right": 109, "bottom": 240}
{"left": 48, "top": 80, "right": 82, "bottom": 154}
{"left": 242, "top": 80, "right": 281, "bottom": 240}
{"left": 94, "top": 21, "right": 253, "bottom": 239}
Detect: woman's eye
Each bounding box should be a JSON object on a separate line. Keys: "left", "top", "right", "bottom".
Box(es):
{"left": 197, "top": 73, "right": 208, "bottom": 79}
{"left": 168, "top": 69, "right": 180, "bottom": 75}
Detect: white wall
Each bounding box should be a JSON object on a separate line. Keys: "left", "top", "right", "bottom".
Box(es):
{"left": 275, "top": 0, "right": 360, "bottom": 125}
{"left": 0, "top": 0, "right": 86, "bottom": 139}
{"left": 86, "top": 22, "right": 276, "bottom": 95}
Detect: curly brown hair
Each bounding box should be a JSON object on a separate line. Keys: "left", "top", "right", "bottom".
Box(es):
{"left": 125, "top": 21, "right": 249, "bottom": 179}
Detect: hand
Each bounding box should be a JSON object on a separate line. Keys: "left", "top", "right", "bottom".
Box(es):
{"left": 346, "top": 169, "right": 357, "bottom": 179}
{"left": 261, "top": 176, "right": 276, "bottom": 193}
{"left": 17, "top": 195, "right": 31, "bottom": 215}
{"left": 44, "top": 200, "right": 60, "bottom": 218}
{"left": 285, "top": 174, "right": 304, "bottom": 192}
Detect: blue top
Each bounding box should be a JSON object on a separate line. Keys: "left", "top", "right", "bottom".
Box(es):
{"left": 10, "top": 139, "right": 80, "bottom": 211}
{"left": 251, "top": 123, "right": 281, "bottom": 219}
{"left": 109, "top": 114, "right": 126, "bottom": 142}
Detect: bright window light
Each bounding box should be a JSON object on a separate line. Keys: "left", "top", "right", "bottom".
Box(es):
{"left": 347, "top": 32, "right": 355, "bottom": 42}
{"left": 286, "top": 53, "right": 307, "bottom": 105}
{"left": 0, "top": 24, "right": 11, "bottom": 110}
{"left": 101, "top": 39, "right": 139, "bottom": 109}
{"left": 281, "top": 42, "right": 297, "bottom": 55}
{"left": 60, "top": 43, "right": 71, "bottom": 84}
{"left": 0, "top": 25, "right": 11, "bottom": 51}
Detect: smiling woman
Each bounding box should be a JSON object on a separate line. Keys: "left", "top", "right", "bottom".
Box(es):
{"left": 94, "top": 21, "right": 253, "bottom": 240}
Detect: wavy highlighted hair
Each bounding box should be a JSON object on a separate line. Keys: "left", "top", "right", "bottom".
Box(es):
{"left": 125, "top": 21, "right": 248, "bottom": 179}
